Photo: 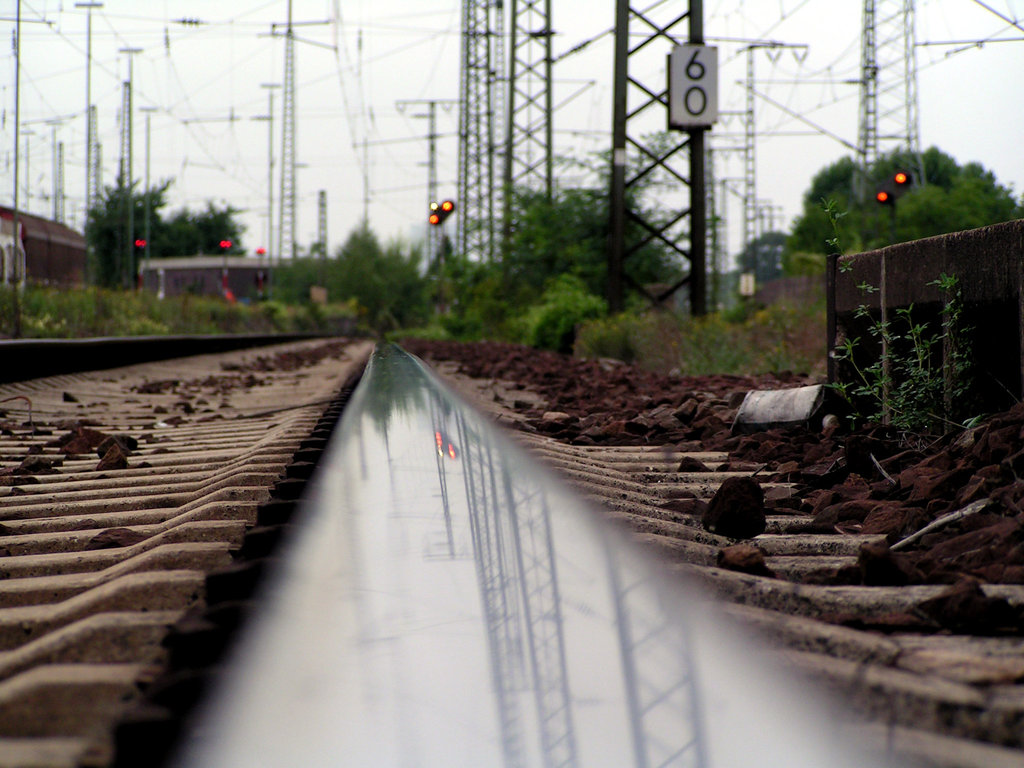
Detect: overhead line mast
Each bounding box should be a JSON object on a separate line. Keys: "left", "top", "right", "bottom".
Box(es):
{"left": 279, "top": 0, "right": 296, "bottom": 262}
{"left": 858, "top": 0, "right": 924, "bottom": 197}
{"left": 458, "top": 0, "right": 505, "bottom": 262}
{"left": 503, "top": 0, "right": 554, "bottom": 252}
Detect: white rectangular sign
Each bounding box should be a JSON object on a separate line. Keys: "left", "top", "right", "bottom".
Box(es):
{"left": 668, "top": 44, "right": 718, "bottom": 129}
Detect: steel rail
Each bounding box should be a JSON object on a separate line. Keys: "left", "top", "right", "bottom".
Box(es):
{"left": 168, "top": 344, "right": 889, "bottom": 768}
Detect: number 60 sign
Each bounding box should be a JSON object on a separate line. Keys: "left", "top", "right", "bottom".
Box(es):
{"left": 668, "top": 44, "right": 718, "bottom": 129}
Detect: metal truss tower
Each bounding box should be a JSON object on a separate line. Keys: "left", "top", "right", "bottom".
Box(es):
{"left": 455, "top": 409, "right": 578, "bottom": 768}
{"left": 608, "top": 0, "right": 705, "bottom": 314}
{"left": 458, "top": 0, "right": 505, "bottom": 262}
{"left": 858, "top": 0, "right": 923, "bottom": 192}
{"left": 605, "top": 544, "right": 707, "bottom": 768}
{"left": 279, "top": 0, "right": 297, "bottom": 262}
{"left": 502, "top": 0, "right": 553, "bottom": 244}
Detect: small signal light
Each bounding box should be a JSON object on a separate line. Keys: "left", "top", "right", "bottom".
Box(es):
{"left": 134, "top": 238, "right": 146, "bottom": 248}
{"left": 893, "top": 171, "right": 909, "bottom": 186}
{"left": 429, "top": 200, "right": 456, "bottom": 226}
{"left": 875, "top": 190, "right": 890, "bottom": 204}
{"left": 256, "top": 247, "right": 266, "bottom": 256}
{"left": 219, "top": 239, "right": 233, "bottom": 250}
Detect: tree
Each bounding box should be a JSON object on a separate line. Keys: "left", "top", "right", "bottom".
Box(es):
{"left": 787, "top": 147, "right": 1023, "bottom": 256}
{"left": 158, "top": 202, "right": 245, "bottom": 257}
{"left": 333, "top": 226, "right": 430, "bottom": 331}
{"left": 85, "top": 178, "right": 248, "bottom": 287}
{"left": 272, "top": 224, "right": 430, "bottom": 332}
{"left": 85, "top": 177, "right": 170, "bottom": 288}
{"left": 503, "top": 181, "right": 683, "bottom": 303}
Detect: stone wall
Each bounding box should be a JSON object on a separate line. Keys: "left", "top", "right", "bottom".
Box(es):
{"left": 827, "top": 218, "right": 1024, "bottom": 417}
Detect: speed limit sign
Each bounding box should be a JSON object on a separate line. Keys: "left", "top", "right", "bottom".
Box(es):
{"left": 668, "top": 44, "right": 718, "bottom": 129}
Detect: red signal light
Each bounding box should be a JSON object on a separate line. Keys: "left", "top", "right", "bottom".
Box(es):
{"left": 134, "top": 238, "right": 146, "bottom": 248}
{"left": 256, "top": 247, "right": 266, "bottom": 256}
{"left": 893, "top": 171, "right": 908, "bottom": 185}
{"left": 875, "top": 190, "right": 890, "bottom": 204}
{"left": 219, "top": 239, "right": 233, "bottom": 250}
{"left": 429, "top": 200, "right": 456, "bottom": 226}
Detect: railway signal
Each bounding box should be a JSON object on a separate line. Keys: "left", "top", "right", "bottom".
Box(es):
{"left": 219, "top": 239, "right": 233, "bottom": 251}
{"left": 429, "top": 199, "right": 456, "bottom": 226}
{"left": 875, "top": 170, "right": 913, "bottom": 207}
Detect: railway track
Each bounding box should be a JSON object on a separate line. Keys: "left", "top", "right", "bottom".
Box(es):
{"left": 0, "top": 338, "right": 372, "bottom": 767}
{"left": 0, "top": 337, "right": 1022, "bottom": 766}
{"left": 421, "top": 345, "right": 1024, "bottom": 768}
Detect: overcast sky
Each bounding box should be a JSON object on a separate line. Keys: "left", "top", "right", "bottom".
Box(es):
{"left": 2, "top": 0, "right": 1022, "bottom": 259}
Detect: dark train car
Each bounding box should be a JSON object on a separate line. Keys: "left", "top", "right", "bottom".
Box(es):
{"left": 0, "top": 207, "right": 87, "bottom": 286}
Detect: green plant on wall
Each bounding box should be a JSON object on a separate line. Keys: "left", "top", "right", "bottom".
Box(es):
{"left": 831, "top": 273, "right": 975, "bottom": 432}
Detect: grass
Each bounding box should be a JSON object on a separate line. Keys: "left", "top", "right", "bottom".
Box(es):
{"left": 575, "top": 299, "right": 828, "bottom": 378}
{"left": 0, "top": 285, "right": 358, "bottom": 338}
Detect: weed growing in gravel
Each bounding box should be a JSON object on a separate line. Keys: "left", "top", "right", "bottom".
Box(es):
{"left": 831, "top": 273, "right": 975, "bottom": 432}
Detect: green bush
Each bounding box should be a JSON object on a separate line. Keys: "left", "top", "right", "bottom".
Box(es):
{"left": 0, "top": 285, "right": 356, "bottom": 339}
{"left": 576, "top": 300, "right": 827, "bottom": 376}
{"left": 524, "top": 274, "right": 606, "bottom": 353}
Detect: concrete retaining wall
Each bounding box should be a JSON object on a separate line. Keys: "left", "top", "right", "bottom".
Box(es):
{"left": 827, "top": 218, "right": 1024, "bottom": 415}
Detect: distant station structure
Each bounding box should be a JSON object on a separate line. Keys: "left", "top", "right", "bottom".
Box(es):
{"left": 0, "top": 207, "right": 87, "bottom": 286}
{"left": 139, "top": 256, "right": 269, "bottom": 301}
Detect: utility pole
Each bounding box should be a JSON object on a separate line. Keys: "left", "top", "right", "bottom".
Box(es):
{"left": 397, "top": 98, "right": 457, "bottom": 267}
{"left": 49, "top": 120, "right": 65, "bottom": 223}
{"left": 609, "top": 0, "right": 709, "bottom": 314}
{"left": 317, "top": 189, "right": 327, "bottom": 260}
{"left": 140, "top": 106, "right": 156, "bottom": 280}
{"left": 689, "top": 0, "right": 707, "bottom": 317}
{"left": 742, "top": 42, "right": 805, "bottom": 283}
{"left": 119, "top": 46, "right": 142, "bottom": 288}
{"left": 21, "top": 130, "right": 34, "bottom": 213}
{"left": 76, "top": 1, "right": 103, "bottom": 229}
{"left": 503, "top": 0, "right": 553, "bottom": 253}
{"left": 279, "top": 0, "right": 296, "bottom": 261}
{"left": 457, "top": 0, "right": 505, "bottom": 262}
{"left": 10, "top": 0, "right": 21, "bottom": 329}
{"left": 858, "top": 0, "right": 924, "bottom": 196}
{"left": 252, "top": 83, "right": 279, "bottom": 269}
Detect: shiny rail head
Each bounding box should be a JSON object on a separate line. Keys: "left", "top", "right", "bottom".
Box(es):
{"left": 172, "top": 343, "right": 895, "bottom": 768}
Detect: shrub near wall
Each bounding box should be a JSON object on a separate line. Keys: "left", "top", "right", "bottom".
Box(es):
{"left": 576, "top": 300, "right": 827, "bottom": 377}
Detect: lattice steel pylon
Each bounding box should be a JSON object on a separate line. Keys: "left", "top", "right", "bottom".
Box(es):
{"left": 605, "top": 542, "right": 707, "bottom": 768}
{"left": 454, "top": 408, "right": 578, "bottom": 768}
{"left": 858, "top": 0, "right": 923, "bottom": 195}
{"left": 608, "top": 0, "right": 706, "bottom": 315}
{"left": 502, "top": 0, "right": 553, "bottom": 246}
{"left": 458, "top": 0, "right": 505, "bottom": 262}
{"left": 279, "top": 0, "right": 297, "bottom": 263}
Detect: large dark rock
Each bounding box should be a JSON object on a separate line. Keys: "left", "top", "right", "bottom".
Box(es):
{"left": 702, "top": 476, "right": 766, "bottom": 539}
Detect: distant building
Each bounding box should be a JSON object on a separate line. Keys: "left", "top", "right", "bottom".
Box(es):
{"left": 139, "top": 256, "right": 271, "bottom": 301}
{"left": 0, "top": 207, "right": 86, "bottom": 286}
